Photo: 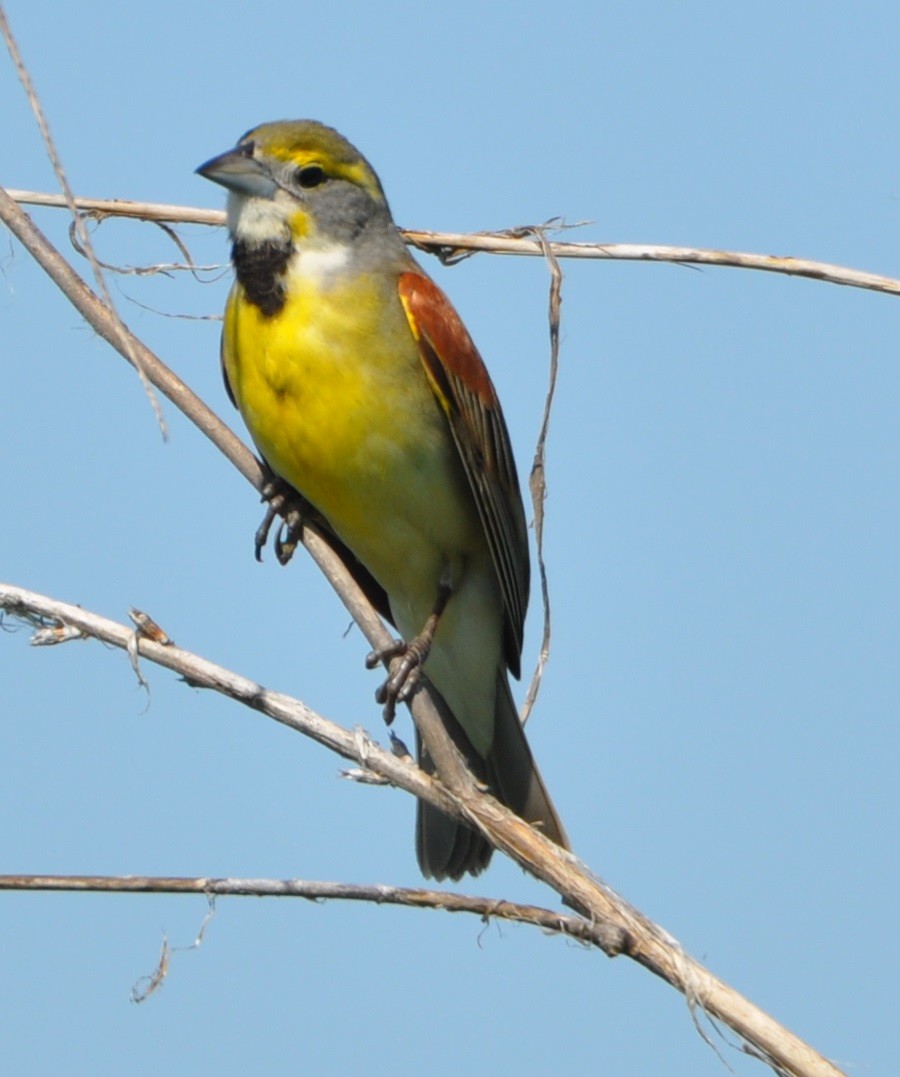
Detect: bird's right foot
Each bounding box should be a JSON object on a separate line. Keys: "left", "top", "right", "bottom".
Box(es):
{"left": 254, "top": 474, "right": 307, "bottom": 565}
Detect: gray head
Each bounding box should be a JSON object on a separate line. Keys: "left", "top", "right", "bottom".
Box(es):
{"left": 196, "top": 119, "right": 396, "bottom": 247}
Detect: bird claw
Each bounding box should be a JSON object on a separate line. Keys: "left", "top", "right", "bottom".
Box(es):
{"left": 366, "top": 636, "right": 431, "bottom": 724}
{"left": 255, "top": 476, "right": 306, "bottom": 564}
{"left": 274, "top": 510, "right": 304, "bottom": 565}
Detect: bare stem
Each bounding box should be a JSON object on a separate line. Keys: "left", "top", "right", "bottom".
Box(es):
{"left": 7, "top": 188, "right": 900, "bottom": 297}
{"left": 0, "top": 874, "right": 619, "bottom": 949}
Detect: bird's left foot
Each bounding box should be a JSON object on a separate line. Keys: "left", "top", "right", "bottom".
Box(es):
{"left": 365, "top": 579, "right": 453, "bottom": 724}
{"left": 255, "top": 474, "right": 307, "bottom": 565}
{"left": 366, "top": 635, "right": 434, "bottom": 724}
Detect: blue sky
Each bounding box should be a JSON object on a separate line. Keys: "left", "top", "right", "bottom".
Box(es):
{"left": 2, "top": 3, "right": 898, "bottom": 1074}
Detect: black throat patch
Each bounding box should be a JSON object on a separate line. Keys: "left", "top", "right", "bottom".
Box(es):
{"left": 232, "top": 238, "right": 292, "bottom": 317}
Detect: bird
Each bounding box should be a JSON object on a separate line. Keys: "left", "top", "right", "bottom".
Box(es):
{"left": 197, "top": 120, "right": 568, "bottom": 878}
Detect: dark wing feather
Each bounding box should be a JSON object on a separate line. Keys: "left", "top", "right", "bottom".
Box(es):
{"left": 398, "top": 272, "right": 529, "bottom": 676}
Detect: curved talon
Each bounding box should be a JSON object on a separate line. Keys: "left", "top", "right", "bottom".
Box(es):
{"left": 254, "top": 501, "right": 279, "bottom": 562}
{"left": 366, "top": 640, "right": 405, "bottom": 669}
{"left": 367, "top": 636, "right": 432, "bottom": 724}
{"left": 274, "top": 506, "right": 304, "bottom": 565}
{"left": 255, "top": 475, "right": 305, "bottom": 564}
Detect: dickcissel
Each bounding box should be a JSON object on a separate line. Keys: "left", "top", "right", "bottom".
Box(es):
{"left": 197, "top": 120, "right": 568, "bottom": 878}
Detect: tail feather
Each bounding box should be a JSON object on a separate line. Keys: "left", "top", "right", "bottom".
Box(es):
{"left": 415, "top": 736, "right": 492, "bottom": 879}
{"left": 415, "top": 673, "right": 568, "bottom": 880}
{"left": 488, "top": 676, "right": 569, "bottom": 850}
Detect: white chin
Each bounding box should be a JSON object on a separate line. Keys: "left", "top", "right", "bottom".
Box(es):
{"left": 227, "top": 192, "right": 289, "bottom": 242}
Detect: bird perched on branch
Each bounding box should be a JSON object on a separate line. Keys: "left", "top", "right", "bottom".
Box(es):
{"left": 197, "top": 120, "right": 568, "bottom": 878}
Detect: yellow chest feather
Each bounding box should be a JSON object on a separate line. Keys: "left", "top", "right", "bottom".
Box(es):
{"left": 222, "top": 267, "right": 477, "bottom": 586}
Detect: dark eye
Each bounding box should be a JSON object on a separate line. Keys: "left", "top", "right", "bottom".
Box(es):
{"left": 295, "top": 164, "right": 326, "bottom": 188}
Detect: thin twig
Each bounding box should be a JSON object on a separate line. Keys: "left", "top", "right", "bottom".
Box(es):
{"left": 0, "top": 875, "right": 618, "bottom": 949}
{"left": 0, "top": 15, "right": 167, "bottom": 435}
{"left": 6, "top": 189, "right": 225, "bottom": 224}
{"left": 0, "top": 582, "right": 465, "bottom": 827}
{"left": 68, "top": 216, "right": 220, "bottom": 278}
{"left": 522, "top": 225, "right": 563, "bottom": 724}
{"left": 7, "top": 189, "right": 900, "bottom": 297}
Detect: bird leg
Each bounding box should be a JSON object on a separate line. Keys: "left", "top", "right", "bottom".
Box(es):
{"left": 254, "top": 472, "right": 308, "bottom": 565}
{"left": 366, "top": 578, "right": 453, "bottom": 724}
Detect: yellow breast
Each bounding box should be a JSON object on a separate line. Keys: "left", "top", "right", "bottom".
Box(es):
{"left": 222, "top": 264, "right": 481, "bottom": 600}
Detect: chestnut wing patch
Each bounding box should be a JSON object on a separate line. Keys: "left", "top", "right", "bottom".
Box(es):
{"left": 398, "top": 272, "right": 529, "bottom": 676}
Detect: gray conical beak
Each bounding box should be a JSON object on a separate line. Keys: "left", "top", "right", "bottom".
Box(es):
{"left": 196, "top": 148, "right": 278, "bottom": 199}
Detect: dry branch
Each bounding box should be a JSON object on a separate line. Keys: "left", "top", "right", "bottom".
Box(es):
{"left": 0, "top": 578, "right": 844, "bottom": 1077}
{"left": 0, "top": 874, "right": 616, "bottom": 948}
{"left": 7, "top": 188, "right": 900, "bottom": 297}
